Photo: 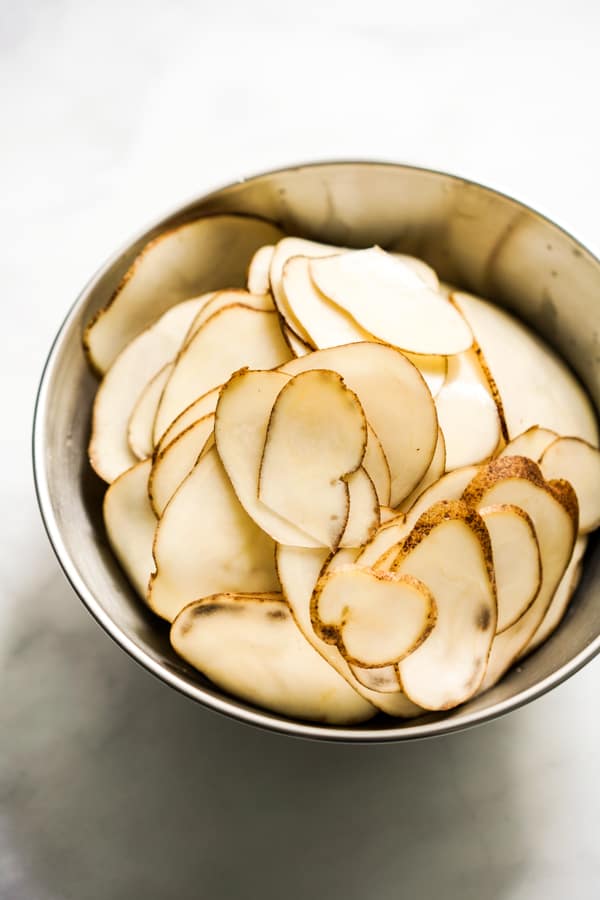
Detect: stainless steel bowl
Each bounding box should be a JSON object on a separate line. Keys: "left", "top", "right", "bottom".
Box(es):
{"left": 33, "top": 161, "right": 600, "bottom": 742}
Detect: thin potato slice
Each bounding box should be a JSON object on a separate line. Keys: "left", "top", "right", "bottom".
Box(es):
{"left": 171, "top": 593, "right": 376, "bottom": 724}
{"left": 349, "top": 663, "right": 402, "bottom": 693}
{"left": 148, "top": 446, "right": 279, "bottom": 622}
{"left": 186, "top": 289, "right": 275, "bottom": 342}
{"left": 154, "top": 305, "right": 292, "bottom": 442}
{"left": 148, "top": 414, "right": 215, "bottom": 517}
{"left": 435, "top": 350, "right": 501, "bottom": 470}
{"left": 399, "top": 429, "right": 446, "bottom": 512}
{"left": 84, "top": 215, "right": 283, "bottom": 373}
{"left": 283, "top": 324, "right": 313, "bottom": 357}
{"left": 403, "top": 352, "right": 447, "bottom": 397}
{"left": 281, "top": 343, "right": 438, "bottom": 507}
{"left": 89, "top": 297, "right": 208, "bottom": 483}
{"left": 363, "top": 426, "right": 392, "bottom": 507}
{"left": 247, "top": 244, "right": 275, "bottom": 295}
{"left": 156, "top": 387, "right": 221, "bottom": 454}
{"left": 310, "top": 248, "right": 473, "bottom": 355}
{"left": 540, "top": 436, "right": 600, "bottom": 532}
{"left": 498, "top": 426, "right": 558, "bottom": 461}
{"left": 313, "top": 567, "right": 436, "bottom": 667}
{"left": 339, "top": 468, "right": 380, "bottom": 549}
{"left": 259, "top": 370, "right": 367, "bottom": 549}
{"left": 128, "top": 363, "right": 173, "bottom": 460}
{"left": 391, "top": 500, "right": 497, "bottom": 710}
{"left": 103, "top": 459, "right": 156, "bottom": 600}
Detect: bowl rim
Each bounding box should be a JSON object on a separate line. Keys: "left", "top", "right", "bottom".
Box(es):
{"left": 32, "top": 159, "right": 600, "bottom": 743}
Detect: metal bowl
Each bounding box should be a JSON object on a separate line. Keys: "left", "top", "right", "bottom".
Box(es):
{"left": 33, "top": 161, "right": 600, "bottom": 742}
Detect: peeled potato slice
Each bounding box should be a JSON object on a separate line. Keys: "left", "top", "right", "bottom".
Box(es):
{"left": 148, "top": 446, "right": 279, "bottom": 622}
{"left": 523, "top": 535, "right": 587, "bottom": 654}
{"left": 89, "top": 297, "right": 208, "bottom": 483}
{"left": 156, "top": 387, "right": 221, "bottom": 454}
{"left": 539, "top": 437, "right": 600, "bottom": 532}
{"left": 259, "top": 370, "right": 367, "bottom": 549}
{"left": 462, "top": 457, "right": 577, "bottom": 690}
{"left": 154, "top": 305, "right": 292, "bottom": 443}
{"left": 435, "top": 350, "right": 501, "bottom": 470}
{"left": 391, "top": 500, "right": 497, "bottom": 710}
{"left": 452, "top": 290, "right": 599, "bottom": 445}
{"left": 498, "top": 426, "right": 558, "bottom": 461}
{"left": 171, "top": 593, "right": 376, "bottom": 724}
{"left": 310, "top": 248, "right": 473, "bottom": 355}
{"left": 103, "top": 459, "right": 156, "bottom": 600}
{"left": 399, "top": 429, "right": 446, "bottom": 512}
{"left": 313, "top": 567, "right": 436, "bottom": 667}
{"left": 339, "top": 468, "right": 380, "bottom": 548}
{"left": 281, "top": 343, "right": 438, "bottom": 507}
{"left": 479, "top": 504, "right": 541, "bottom": 633}
{"left": 215, "top": 369, "right": 323, "bottom": 547}
{"left": 247, "top": 244, "right": 275, "bottom": 295}
{"left": 148, "top": 414, "right": 215, "bottom": 517}
{"left": 276, "top": 545, "right": 425, "bottom": 716}
{"left": 186, "top": 289, "right": 275, "bottom": 342}
{"left": 128, "top": 363, "right": 173, "bottom": 460}
{"left": 84, "top": 215, "right": 283, "bottom": 373}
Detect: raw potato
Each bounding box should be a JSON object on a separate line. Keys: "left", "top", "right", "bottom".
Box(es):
{"left": 89, "top": 297, "right": 208, "bottom": 483}
{"left": 403, "top": 353, "right": 447, "bottom": 398}
{"left": 171, "top": 593, "right": 376, "bottom": 724}
{"left": 84, "top": 215, "right": 283, "bottom": 373}
{"left": 479, "top": 504, "right": 541, "bottom": 633}
{"left": 103, "top": 459, "right": 156, "bottom": 600}
{"left": 452, "top": 290, "right": 599, "bottom": 445}
{"left": 281, "top": 342, "right": 438, "bottom": 506}
{"left": 259, "top": 370, "right": 367, "bottom": 548}
{"left": 402, "top": 465, "right": 481, "bottom": 529}
{"left": 394, "top": 254, "right": 440, "bottom": 290}
{"left": 215, "top": 369, "right": 322, "bottom": 547}
{"left": 498, "top": 426, "right": 558, "bottom": 461}
{"left": 462, "top": 457, "right": 578, "bottom": 690}
{"left": 128, "top": 363, "right": 173, "bottom": 460}
{"left": 247, "top": 245, "right": 275, "bottom": 295}
{"left": 148, "top": 446, "right": 280, "bottom": 622}
{"left": 391, "top": 501, "right": 497, "bottom": 710}
{"left": 349, "top": 664, "right": 402, "bottom": 693}
{"left": 435, "top": 350, "right": 501, "bottom": 470}
{"left": 357, "top": 515, "right": 411, "bottom": 570}
{"left": 338, "top": 468, "right": 380, "bottom": 549}
{"left": 310, "top": 248, "right": 473, "bottom": 355}
{"left": 186, "top": 289, "right": 274, "bottom": 342}
{"left": 283, "top": 324, "right": 312, "bottom": 357}
{"left": 148, "top": 414, "right": 215, "bottom": 516}
{"left": 399, "top": 429, "right": 446, "bottom": 513}
{"left": 276, "top": 545, "right": 425, "bottom": 716}
{"left": 156, "top": 387, "right": 221, "bottom": 454}
{"left": 363, "top": 427, "right": 392, "bottom": 507}
{"left": 313, "top": 567, "right": 436, "bottom": 667}
{"left": 523, "top": 535, "right": 587, "bottom": 654}
{"left": 539, "top": 437, "right": 600, "bottom": 532}
{"left": 153, "top": 305, "right": 292, "bottom": 442}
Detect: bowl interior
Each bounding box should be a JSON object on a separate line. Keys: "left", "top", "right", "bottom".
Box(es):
{"left": 34, "top": 162, "right": 600, "bottom": 741}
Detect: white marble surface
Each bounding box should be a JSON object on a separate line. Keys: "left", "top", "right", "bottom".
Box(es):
{"left": 1, "top": 2, "right": 600, "bottom": 898}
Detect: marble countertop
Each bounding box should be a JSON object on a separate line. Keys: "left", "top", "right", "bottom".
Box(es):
{"left": 1, "top": 2, "right": 599, "bottom": 897}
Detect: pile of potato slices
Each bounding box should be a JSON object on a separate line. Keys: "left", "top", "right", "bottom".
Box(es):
{"left": 85, "top": 213, "right": 600, "bottom": 724}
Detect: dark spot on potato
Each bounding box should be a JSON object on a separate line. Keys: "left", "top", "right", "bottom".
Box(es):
{"left": 267, "top": 608, "right": 287, "bottom": 621}
{"left": 193, "top": 603, "right": 221, "bottom": 617}
{"left": 476, "top": 606, "right": 491, "bottom": 631}
{"left": 330, "top": 514, "right": 339, "bottom": 521}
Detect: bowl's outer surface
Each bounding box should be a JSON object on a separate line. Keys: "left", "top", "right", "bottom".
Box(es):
{"left": 33, "top": 162, "right": 600, "bottom": 741}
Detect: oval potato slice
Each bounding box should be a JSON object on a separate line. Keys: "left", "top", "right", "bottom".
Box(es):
{"left": 185, "top": 289, "right": 275, "bottom": 342}
{"left": 399, "top": 428, "right": 446, "bottom": 513}
{"left": 128, "top": 363, "right": 173, "bottom": 460}
{"left": 171, "top": 593, "right": 376, "bottom": 724}
{"left": 247, "top": 244, "right": 275, "bottom": 295}
{"left": 148, "top": 446, "right": 280, "bottom": 622}
{"left": 84, "top": 214, "right": 283, "bottom": 373}
{"left": 498, "top": 426, "right": 558, "bottom": 461}
{"left": 156, "top": 386, "right": 221, "bottom": 454}
{"left": 282, "top": 324, "right": 313, "bottom": 357}
{"left": 539, "top": 436, "right": 600, "bottom": 533}
{"left": 349, "top": 663, "right": 402, "bottom": 693}
{"left": 149, "top": 414, "right": 215, "bottom": 517}
{"left": 339, "top": 468, "right": 380, "bottom": 549}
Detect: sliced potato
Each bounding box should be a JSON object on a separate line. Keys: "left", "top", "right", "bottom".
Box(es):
{"left": 310, "top": 248, "right": 473, "bottom": 355}
{"left": 391, "top": 500, "right": 497, "bottom": 710}
{"left": 103, "top": 459, "right": 156, "bottom": 600}
{"left": 403, "top": 352, "right": 447, "bottom": 397}
{"left": 283, "top": 324, "right": 313, "bottom": 357}
{"left": 462, "top": 457, "right": 578, "bottom": 689}
{"left": 399, "top": 429, "right": 446, "bottom": 513}
{"left": 479, "top": 504, "right": 541, "bottom": 633}
{"left": 276, "top": 545, "right": 424, "bottom": 716}
{"left": 357, "top": 515, "right": 410, "bottom": 570}
{"left": 313, "top": 567, "right": 436, "bottom": 667}
{"left": 186, "top": 289, "right": 274, "bottom": 342}
{"left": 281, "top": 342, "right": 438, "bottom": 506}
{"left": 154, "top": 305, "right": 292, "bottom": 443}
{"left": 363, "top": 426, "right": 391, "bottom": 507}
{"left": 523, "top": 535, "right": 587, "bottom": 654}
{"left": 84, "top": 215, "right": 283, "bottom": 373}
{"left": 539, "top": 436, "right": 600, "bottom": 532}
{"left": 247, "top": 244, "right": 275, "bottom": 295}
{"left": 89, "top": 297, "right": 207, "bottom": 483}
{"left": 215, "top": 369, "right": 322, "bottom": 547}
{"left": 498, "top": 426, "right": 558, "bottom": 461}
{"left": 435, "top": 350, "right": 501, "bottom": 470}
{"left": 349, "top": 663, "right": 402, "bottom": 693}
{"left": 148, "top": 446, "right": 279, "bottom": 622}
{"left": 339, "top": 468, "right": 380, "bottom": 549}
{"left": 400, "top": 465, "right": 481, "bottom": 532}
{"left": 452, "top": 290, "right": 599, "bottom": 444}
{"left": 156, "top": 386, "right": 221, "bottom": 454}
{"left": 393, "top": 254, "right": 440, "bottom": 290}
{"left": 259, "top": 370, "right": 367, "bottom": 549}
{"left": 171, "top": 593, "right": 376, "bottom": 724}
{"left": 128, "top": 363, "right": 173, "bottom": 460}
{"left": 148, "top": 414, "right": 215, "bottom": 516}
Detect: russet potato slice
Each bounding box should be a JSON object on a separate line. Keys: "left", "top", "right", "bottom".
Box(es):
{"left": 148, "top": 414, "right": 215, "bottom": 517}
{"left": 539, "top": 436, "right": 600, "bottom": 533}
{"left": 247, "top": 244, "right": 275, "bottom": 295}
{"left": 498, "top": 425, "right": 558, "bottom": 461}
{"left": 128, "top": 363, "right": 173, "bottom": 460}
